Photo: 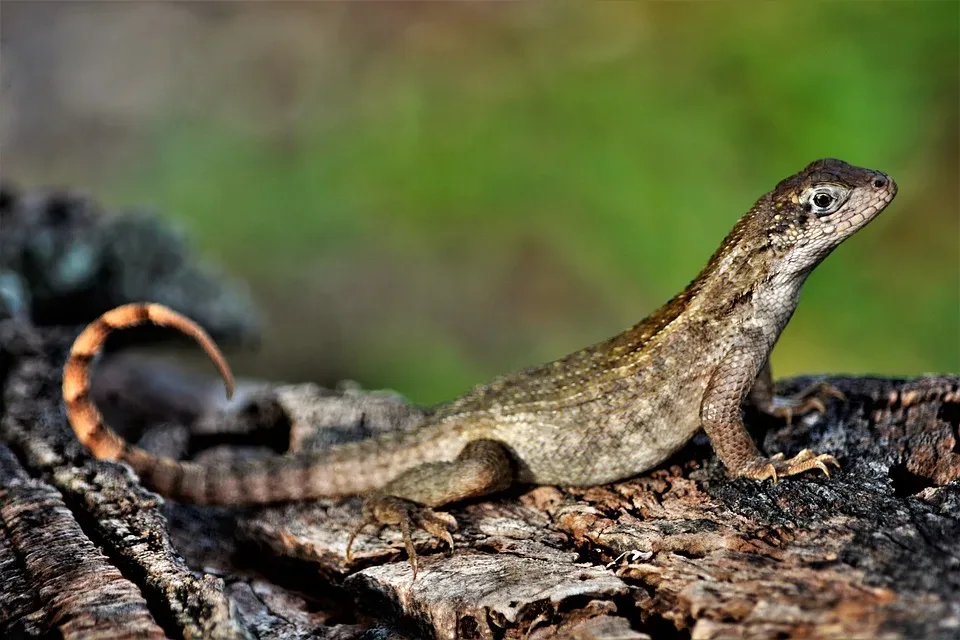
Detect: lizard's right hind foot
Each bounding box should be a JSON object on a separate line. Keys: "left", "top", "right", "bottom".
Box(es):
{"left": 346, "top": 494, "right": 457, "bottom": 580}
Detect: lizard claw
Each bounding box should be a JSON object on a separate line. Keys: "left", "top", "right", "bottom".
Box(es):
{"left": 349, "top": 494, "right": 457, "bottom": 580}
{"left": 346, "top": 517, "right": 384, "bottom": 563}
{"left": 765, "top": 382, "right": 845, "bottom": 425}
{"left": 737, "top": 449, "right": 841, "bottom": 483}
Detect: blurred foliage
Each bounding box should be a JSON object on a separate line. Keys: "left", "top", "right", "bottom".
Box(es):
{"left": 7, "top": 2, "right": 957, "bottom": 405}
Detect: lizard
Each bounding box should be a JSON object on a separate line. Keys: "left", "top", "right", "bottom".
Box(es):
{"left": 62, "top": 158, "right": 897, "bottom": 577}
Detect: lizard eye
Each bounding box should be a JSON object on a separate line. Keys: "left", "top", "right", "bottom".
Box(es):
{"left": 813, "top": 193, "right": 833, "bottom": 209}
{"left": 801, "top": 185, "right": 848, "bottom": 216}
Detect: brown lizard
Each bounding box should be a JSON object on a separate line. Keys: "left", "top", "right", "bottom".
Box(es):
{"left": 62, "top": 158, "right": 897, "bottom": 577}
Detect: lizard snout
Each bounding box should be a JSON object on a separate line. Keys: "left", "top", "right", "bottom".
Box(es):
{"left": 870, "top": 172, "right": 897, "bottom": 198}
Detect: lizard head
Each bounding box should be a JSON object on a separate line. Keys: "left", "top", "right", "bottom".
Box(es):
{"left": 764, "top": 158, "right": 897, "bottom": 275}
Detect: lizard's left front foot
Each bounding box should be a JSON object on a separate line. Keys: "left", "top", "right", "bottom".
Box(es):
{"left": 736, "top": 449, "right": 841, "bottom": 483}
{"left": 762, "top": 382, "right": 846, "bottom": 425}
{"left": 346, "top": 494, "right": 457, "bottom": 580}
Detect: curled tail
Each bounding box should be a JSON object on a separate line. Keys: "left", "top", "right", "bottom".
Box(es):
{"left": 62, "top": 303, "right": 461, "bottom": 504}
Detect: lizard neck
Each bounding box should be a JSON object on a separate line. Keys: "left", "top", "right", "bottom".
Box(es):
{"left": 677, "top": 206, "right": 810, "bottom": 336}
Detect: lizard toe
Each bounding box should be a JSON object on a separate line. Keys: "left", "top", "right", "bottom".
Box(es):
{"left": 413, "top": 509, "right": 458, "bottom": 552}
{"left": 766, "top": 381, "right": 845, "bottom": 425}
{"left": 737, "top": 451, "right": 841, "bottom": 483}
{"left": 352, "top": 493, "right": 458, "bottom": 579}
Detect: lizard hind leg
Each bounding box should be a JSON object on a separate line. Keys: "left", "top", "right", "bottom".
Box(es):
{"left": 345, "top": 439, "right": 514, "bottom": 580}
{"left": 347, "top": 495, "right": 456, "bottom": 580}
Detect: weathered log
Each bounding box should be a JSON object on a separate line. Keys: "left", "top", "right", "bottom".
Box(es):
{"left": 1, "top": 317, "right": 957, "bottom": 639}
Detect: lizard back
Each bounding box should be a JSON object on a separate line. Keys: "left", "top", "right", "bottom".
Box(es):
{"left": 432, "top": 205, "right": 774, "bottom": 425}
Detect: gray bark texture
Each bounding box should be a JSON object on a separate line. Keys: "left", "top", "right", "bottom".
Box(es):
{"left": 1, "top": 184, "right": 959, "bottom": 639}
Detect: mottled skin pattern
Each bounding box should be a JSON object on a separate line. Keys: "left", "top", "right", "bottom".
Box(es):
{"left": 63, "top": 159, "right": 897, "bottom": 577}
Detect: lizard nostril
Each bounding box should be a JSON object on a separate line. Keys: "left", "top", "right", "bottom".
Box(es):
{"left": 873, "top": 176, "right": 888, "bottom": 189}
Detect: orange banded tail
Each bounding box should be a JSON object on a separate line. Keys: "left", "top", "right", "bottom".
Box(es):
{"left": 61, "top": 303, "right": 454, "bottom": 505}
{"left": 62, "top": 303, "right": 235, "bottom": 462}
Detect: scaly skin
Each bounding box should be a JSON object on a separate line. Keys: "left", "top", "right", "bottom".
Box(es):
{"left": 63, "top": 158, "right": 897, "bottom": 577}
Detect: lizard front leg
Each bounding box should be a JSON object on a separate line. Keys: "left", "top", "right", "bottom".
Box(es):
{"left": 748, "top": 360, "right": 845, "bottom": 425}
{"left": 347, "top": 439, "right": 514, "bottom": 578}
{"left": 701, "top": 337, "right": 839, "bottom": 483}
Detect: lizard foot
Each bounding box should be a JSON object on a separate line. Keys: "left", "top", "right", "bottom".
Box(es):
{"left": 346, "top": 494, "right": 457, "bottom": 580}
{"left": 737, "top": 449, "right": 841, "bottom": 484}
{"left": 765, "top": 381, "right": 846, "bottom": 425}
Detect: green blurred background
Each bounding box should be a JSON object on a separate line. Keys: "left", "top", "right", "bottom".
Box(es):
{"left": 2, "top": 1, "right": 958, "bottom": 405}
